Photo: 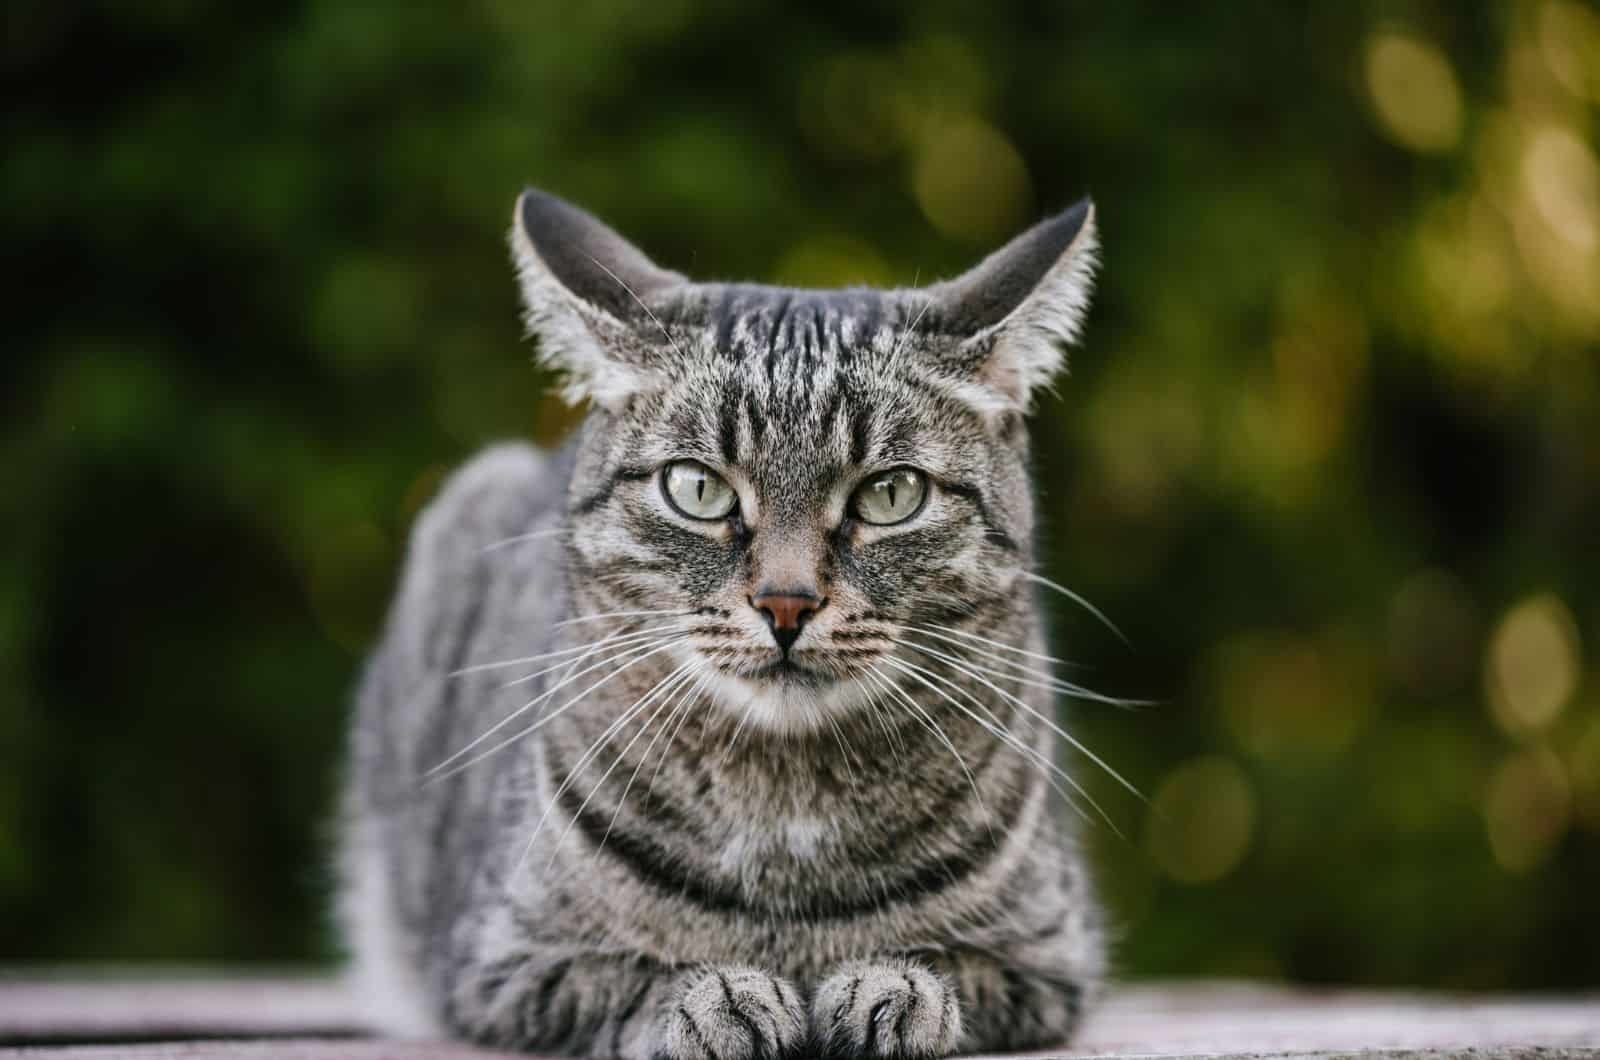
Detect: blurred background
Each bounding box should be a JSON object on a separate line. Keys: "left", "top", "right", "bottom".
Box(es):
{"left": 4, "top": 0, "right": 1598, "bottom": 990}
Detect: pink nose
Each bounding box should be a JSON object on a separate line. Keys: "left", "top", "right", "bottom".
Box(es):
{"left": 751, "top": 591, "right": 823, "bottom": 654}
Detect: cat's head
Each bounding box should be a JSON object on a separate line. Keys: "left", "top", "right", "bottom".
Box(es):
{"left": 512, "top": 188, "right": 1097, "bottom": 733}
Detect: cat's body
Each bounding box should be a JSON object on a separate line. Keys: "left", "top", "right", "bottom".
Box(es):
{"left": 339, "top": 189, "right": 1107, "bottom": 1058}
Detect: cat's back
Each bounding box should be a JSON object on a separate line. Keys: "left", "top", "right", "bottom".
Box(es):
{"left": 340, "top": 440, "right": 572, "bottom": 1035}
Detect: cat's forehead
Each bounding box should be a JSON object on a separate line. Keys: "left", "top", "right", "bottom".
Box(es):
{"left": 625, "top": 286, "right": 985, "bottom": 510}
{"left": 668, "top": 283, "right": 924, "bottom": 368}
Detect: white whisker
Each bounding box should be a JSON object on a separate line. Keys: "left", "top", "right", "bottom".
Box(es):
{"left": 539, "top": 662, "right": 702, "bottom": 875}
{"left": 903, "top": 635, "right": 1149, "bottom": 710}
{"left": 648, "top": 668, "right": 715, "bottom": 796}
{"left": 889, "top": 292, "right": 935, "bottom": 367}
{"left": 899, "top": 641, "right": 1144, "bottom": 803}
{"left": 496, "top": 630, "right": 682, "bottom": 691}
{"left": 883, "top": 656, "right": 1102, "bottom": 831}
{"left": 593, "top": 660, "right": 708, "bottom": 862}
{"left": 555, "top": 609, "right": 693, "bottom": 629}
{"left": 481, "top": 527, "right": 571, "bottom": 553}
{"left": 448, "top": 622, "right": 677, "bottom": 676}
{"left": 918, "top": 623, "right": 1078, "bottom": 669}
{"left": 824, "top": 711, "right": 860, "bottom": 785}
{"left": 508, "top": 661, "right": 698, "bottom": 884}
{"left": 424, "top": 638, "right": 686, "bottom": 784}
{"left": 583, "top": 252, "right": 688, "bottom": 360}
{"left": 1020, "top": 571, "right": 1129, "bottom": 645}
{"left": 862, "top": 666, "right": 992, "bottom": 845}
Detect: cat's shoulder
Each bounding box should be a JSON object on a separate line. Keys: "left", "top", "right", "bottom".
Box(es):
{"left": 407, "top": 441, "right": 571, "bottom": 567}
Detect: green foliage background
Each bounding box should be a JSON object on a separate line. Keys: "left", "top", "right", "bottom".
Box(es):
{"left": 4, "top": 1, "right": 1598, "bottom": 986}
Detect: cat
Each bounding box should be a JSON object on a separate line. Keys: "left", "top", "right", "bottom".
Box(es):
{"left": 337, "top": 186, "right": 1107, "bottom": 1059}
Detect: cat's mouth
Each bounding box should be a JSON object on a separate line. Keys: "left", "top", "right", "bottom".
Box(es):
{"left": 750, "top": 655, "right": 832, "bottom": 686}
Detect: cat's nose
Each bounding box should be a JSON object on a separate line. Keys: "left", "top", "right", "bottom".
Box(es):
{"left": 750, "top": 590, "right": 824, "bottom": 655}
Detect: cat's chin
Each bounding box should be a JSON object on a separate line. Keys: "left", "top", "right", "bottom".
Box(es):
{"left": 700, "top": 662, "right": 872, "bottom": 737}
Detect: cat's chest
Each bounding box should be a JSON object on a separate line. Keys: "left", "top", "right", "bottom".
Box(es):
{"left": 713, "top": 812, "right": 832, "bottom": 873}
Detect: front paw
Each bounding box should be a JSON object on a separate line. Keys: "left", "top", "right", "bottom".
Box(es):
{"left": 811, "top": 960, "right": 961, "bottom": 1058}
{"left": 652, "top": 964, "right": 806, "bottom": 1060}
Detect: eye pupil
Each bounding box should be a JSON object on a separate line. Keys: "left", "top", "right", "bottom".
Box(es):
{"left": 663, "top": 460, "right": 737, "bottom": 521}
{"left": 853, "top": 467, "right": 926, "bottom": 525}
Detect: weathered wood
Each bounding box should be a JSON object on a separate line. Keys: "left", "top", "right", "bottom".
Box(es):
{"left": 1, "top": 973, "right": 1596, "bottom": 1058}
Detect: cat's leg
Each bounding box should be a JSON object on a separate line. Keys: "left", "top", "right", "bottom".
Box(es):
{"left": 451, "top": 953, "right": 806, "bottom": 1060}
{"left": 809, "top": 952, "right": 1088, "bottom": 1058}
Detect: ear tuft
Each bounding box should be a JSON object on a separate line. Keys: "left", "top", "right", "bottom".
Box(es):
{"left": 509, "top": 188, "right": 685, "bottom": 410}
{"left": 929, "top": 198, "right": 1099, "bottom": 412}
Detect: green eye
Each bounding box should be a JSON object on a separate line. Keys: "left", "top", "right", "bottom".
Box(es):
{"left": 662, "top": 460, "right": 738, "bottom": 520}
{"left": 852, "top": 467, "right": 928, "bottom": 525}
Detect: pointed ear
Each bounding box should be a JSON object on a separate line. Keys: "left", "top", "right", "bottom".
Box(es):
{"left": 510, "top": 188, "right": 687, "bottom": 409}
{"left": 928, "top": 198, "right": 1098, "bottom": 413}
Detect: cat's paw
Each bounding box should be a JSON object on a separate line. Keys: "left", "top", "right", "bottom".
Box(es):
{"left": 811, "top": 959, "right": 961, "bottom": 1058}
{"left": 651, "top": 964, "right": 806, "bottom": 1060}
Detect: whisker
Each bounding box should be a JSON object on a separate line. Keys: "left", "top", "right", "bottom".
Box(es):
{"left": 424, "top": 638, "right": 686, "bottom": 784}
{"left": 448, "top": 622, "right": 677, "bottom": 676}
{"left": 883, "top": 656, "right": 1103, "bottom": 831}
{"left": 496, "top": 630, "right": 683, "bottom": 691}
{"left": 1020, "top": 571, "right": 1130, "bottom": 646}
{"left": 862, "top": 666, "right": 993, "bottom": 846}
{"left": 648, "top": 668, "right": 715, "bottom": 796}
{"left": 899, "top": 641, "right": 1144, "bottom": 803}
{"left": 555, "top": 609, "right": 693, "bottom": 628}
{"left": 889, "top": 291, "right": 935, "bottom": 367}
{"left": 583, "top": 252, "right": 689, "bottom": 360}
{"left": 481, "top": 526, "right": 571, "bottom": 553}
{"left": 723, "top": 688, "right": 761, "bottom": 757}
{"left": 854, "top": 670, "right": 906, "bottom": 758}
{"left": 539, "top": 662, "right": 702, "bottom": 875}
{"left": 593, "top": 660, "right": 708, "bottom": 862}
{"left": 903, "top": 636, "right": 1150, "bottom": 710}
{"left": 434, "top": 635, "right": 679, "bottom": 776}
{"left": 916, "top": 623, "right": 1078, "bottom": 670}
{"left": 508, "top": 661, "right": 698, "bottom": 883}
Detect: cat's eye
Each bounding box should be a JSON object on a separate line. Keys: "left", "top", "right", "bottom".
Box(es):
{"left": 662, "top": 460, "right": 738, "bottom": 521}
{"left": 852, "top": 467, "right": 928, "bottom": 526}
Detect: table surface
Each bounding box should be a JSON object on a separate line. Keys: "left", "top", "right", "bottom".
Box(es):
{"left": 1, "top": 972, "right": 1597, "bottom": 1059}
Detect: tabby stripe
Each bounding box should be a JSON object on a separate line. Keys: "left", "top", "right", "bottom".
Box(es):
{"left": 556, "top": 751, "right": 1033, "bottom": 920}
{"left": 529, "top": 958, "right": 574, "bottom": 1043}
{"left": 765, "top": 293, "right": 793, "bottom": 383}
{"left": 717, "top": 386, "right": 741, "bottom": 464}
{"left": 939, "top": 480, "right": 1019, "bottom": 553}
{"left": 742, "top": 388, "right": 767, "bottom": 444}
{"left": 571, "top": 467, "right": 653, "bottom": 516}
{"left": 611, "top": 973, "right": 657, "bottom": 1056}
{"left": 677, "top": 1004, "right": 720, "bottom": 1060}
{"left": 892, "top": 973, "right": 919, "bottom": 1048}
{"left": 716, "top": 971, "right": 768, "bottom": 1053}
{"left": 848, "top": 402, "right": 873, "bottom": 466}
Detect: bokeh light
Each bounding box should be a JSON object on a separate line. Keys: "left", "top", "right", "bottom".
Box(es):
{"left": 1217, "top": 630, "right": 1374, "bottom": 759}
{"left": 912, "top": 118, "right": 1033, "bottom": 244}
{"left": 1365, "top": 30, "right": 1465, "bottom": 154}
{"left": 1145, "top": 756, "right": 1256, "bottom": 885}
{"left": 1485, "top": 594, "right": 1582, "bottom": 736}
{"left": 1485, "top": 746, "right": 1571, "bottom": 873}
{"left": 1538, "top": 2, "right": 1600, "bottom": 104}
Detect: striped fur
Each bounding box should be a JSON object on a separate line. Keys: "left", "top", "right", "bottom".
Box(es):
{"left": 338, "top": 189, "right": 1105, "bottom": 1058}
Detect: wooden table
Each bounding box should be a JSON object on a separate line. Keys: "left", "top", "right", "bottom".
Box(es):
{"left": 1, "top": 973, "right": 1596, "bottom": 1058}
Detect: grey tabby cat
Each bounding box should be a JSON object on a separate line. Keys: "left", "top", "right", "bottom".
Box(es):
{"left": 338, "top": 187, "right": 1107, "bottom": 1059}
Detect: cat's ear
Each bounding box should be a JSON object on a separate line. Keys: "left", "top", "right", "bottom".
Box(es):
{"left": 510, "top": 188, "right": 687, "bottom": 410}
{"left": 927, "top": 198, "right": 1098, "bottom": 413}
